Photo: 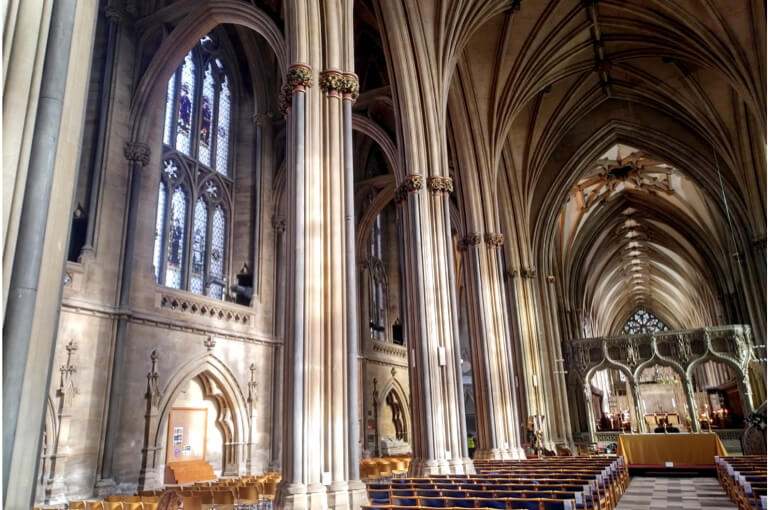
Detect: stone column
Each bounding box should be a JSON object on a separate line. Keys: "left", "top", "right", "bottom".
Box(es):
{"left": 268, "top": 344, "right": 283, "bottom": 473}
{"left": 82, "top": 4, "right": 121, "bottom": 254}
{"left": 429, "top": 177, "right": 471, "bottom": 465}
{"left": 631, "top": 381, "right": 646, "bottom": 432}
{"left": 99, "top": 142, "right": 151, "bottom": 486}
{"left": 276, "top": 64, "right": 311, "bottom": 510}
{"left": 738, "top": 374, "right": 755, "bottom": 416}
{"left": 683, "top": 379, "right": 700, "bottom": 432}
{"left": 488, "top": 235, "right": 526, "bottom": 459}
{"left": 396, "top": 175, "right": 473, "bottom": 476}
{"left": 464, "top": 233, "right": 500, "bottom": 459}
{"left": 3, "top": 0, "right": 78, "bottom": 504}
{"left": 583, "top": 383, "right": 597, "bottom": 443}
{"left": 342, "top": 73, "right": 366, "bottom": 502}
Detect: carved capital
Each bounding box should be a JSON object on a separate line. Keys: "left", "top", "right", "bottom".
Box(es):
{"left": 319, "top": 70, "right": 345, "bottom": 96}
{"left": 278, "top": 84, "right": 291, "bottom": 117}
{"left": 427, "top": 176, "right": 454, "bottom": 194}
{"left": 253, "top": 112, "right": 274, "bottom": 126}
{"left": 395, "top": 174, "right": 424, "bottom": 203}
{"left": 285, "top": 64, "right": 313, "bottom": 93}
{"left": 522, "top": 267, "right": 537, "bottom": 279}
{"left": 464, "top": 233, "right": 482, "bottom": 248}
{"left": 341, "top": 73, "right": 360, "bottom": 101}
{"left": 272, "top": 215, "right": 286, "bottom": 233}
{"left": 485, "top": 233, "right": 504, "bottom": 248}
{"left": 124, "top": 142, "right": 151, "bottom": 166}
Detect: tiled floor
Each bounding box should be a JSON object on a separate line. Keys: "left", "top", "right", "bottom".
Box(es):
{"left": 615, "top": 476, "right": 736, "bottom": 510}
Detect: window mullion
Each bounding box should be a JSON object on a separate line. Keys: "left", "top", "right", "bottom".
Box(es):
{"left": 191, "top": 54, "right": 203, "bottom": 162}
{"left": 170, "top": 70, "right": 181, "bottom": 151}
{"left": 205, "top": 206, "right": 214, "bottom": 296}
{"left": 211, "top": 80, "right": 220, "bottom": 172}
{"left": 182, "top": 184, "right": 195, "bottom": 291}
{"left": 160, "top": 178, "right": 172, "bottom": 285}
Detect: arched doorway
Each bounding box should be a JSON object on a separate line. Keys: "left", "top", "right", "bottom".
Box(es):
{"left": 636, "top": 363, "right": 691, "bottom": 431}
{"left": 140, "top": 355, "right": 249, "bottom": 489}
{"left": 589, "top": 367, "right": 636, "bottom": 432}
{"left": 691, "top": 359, "right": 744, "bottom": 429}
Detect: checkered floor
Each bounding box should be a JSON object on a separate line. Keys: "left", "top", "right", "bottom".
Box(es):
{"left": 615, "top": 477, "right": 736, "bottom": 510}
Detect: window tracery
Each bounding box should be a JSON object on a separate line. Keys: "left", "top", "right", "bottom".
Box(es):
{"left": 152, "top": 34, "right": 233, "bottom": 297}
{"left": 622, "top": 309, "right": 669, "bottom": 335}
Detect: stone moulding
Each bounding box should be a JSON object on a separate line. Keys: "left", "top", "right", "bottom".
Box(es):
{"left": 427, "top": 176, "right": 454, "bottom": 194}
{"left": 395, "top": 174, "right": 425, "bottom": 203}
{"left": 157, "top": 291, "right": 252, "bottom": 326}
{"left": 319, "top": 70, "right": 344, "bottom": 96}
{"left": 464, "top": 233, "right": 482, "bottom": 247}
{"left": 485, "top": 233, "right": 504, "bottom": 247}
{"left": 371, "top": 339, "right": 408, "bottom": 360}
{"left": 341, "top": 72, "right": 360, "bottom": 101}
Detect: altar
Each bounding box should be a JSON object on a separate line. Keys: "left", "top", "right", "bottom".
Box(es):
{"left": 617, "top": 433, "right": 728, "bottom": 467}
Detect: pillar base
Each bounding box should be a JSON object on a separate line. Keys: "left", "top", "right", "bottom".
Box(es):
{"left": 448, "top": 457, "right": 475, "bottom": 474}
{"left": 474, "top": 448, "right": 504, "bottom": 460}
{"left": 333, "top": 479, "right": 368, "bottom": 510}
{"left": 409, "top": 456, "right": 474, "bottom": 476}
{"left": 275, "top": 482, "right": 313, "bottom": 510}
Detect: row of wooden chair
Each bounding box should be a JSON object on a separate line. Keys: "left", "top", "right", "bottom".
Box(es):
{"left": 59, "top": 472, "right": 282, "bottom": 510}
{"left": 361, "top": 456, "right": 412, "bottom": 480}
{"left": 366, "top": 458, "right": 626, "bottom": 510}
{"left": 716, "top": 455, "right": 767, "bottom": 510}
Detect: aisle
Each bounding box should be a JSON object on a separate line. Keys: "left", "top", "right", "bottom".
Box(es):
{"left": 615, "top": 477, "right": 736, "bottom": 510}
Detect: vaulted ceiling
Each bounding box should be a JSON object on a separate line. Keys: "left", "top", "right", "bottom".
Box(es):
{"left": 444, "top": 0, "right": 764, "bottom": 336}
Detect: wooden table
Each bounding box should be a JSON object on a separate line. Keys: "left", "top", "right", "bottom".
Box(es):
{"left": 617, "top": 433, "right": 728, "bottom": 467}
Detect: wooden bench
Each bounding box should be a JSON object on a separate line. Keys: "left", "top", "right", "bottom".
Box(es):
{"left": 165, "top": 460, "right": 216, "bottom": 485}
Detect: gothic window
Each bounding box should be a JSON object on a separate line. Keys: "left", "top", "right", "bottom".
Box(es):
{"left": 369, "top": 210, "right": 388, "bottom": 340}
{"left": 621, "top": 309, "right": 669, "bottom": 335}
{"left": 152, "top": 34, "right": 234, "bottom": 296}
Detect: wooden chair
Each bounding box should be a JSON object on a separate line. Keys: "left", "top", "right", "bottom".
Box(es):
{"left": 213, "top": 490, "right": 235, "bottom": 510}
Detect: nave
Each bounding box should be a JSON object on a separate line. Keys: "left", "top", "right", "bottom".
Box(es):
{"left": 3, "top": 0, "right": 767, "bottom": 509}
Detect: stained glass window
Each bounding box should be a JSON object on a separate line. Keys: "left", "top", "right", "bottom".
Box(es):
{"left": 165, "top": 187, "right": 188, "bottom": 289}
{"left": 215, "top": 76, "right": 231, "bottom": 176}
{"left": 163, "top": 71, "right": 176, "bottom": 146}
{"left": 199, "top": 64, "right": 215, "bottom": 166}
{"left": 153, "top": 182, "right": 167, "bottom": 281}
{"left": 175, "top": 51, "right": 196, "bottom": 156}
{"left": 190, "top": 198, "right": 207, "bottom": 295}
{"left": 154, "top": 32, "right": 234, "bottom": 300}
{"left": 208, "top": 206, "right": 226, "bottom": 299}
{"left": 622, "top": 309, "right": 669, "bottom": 335}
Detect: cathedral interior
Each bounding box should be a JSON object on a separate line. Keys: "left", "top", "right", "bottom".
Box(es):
{"left": 2, "top": 0, "right": 766, "bottom": 509}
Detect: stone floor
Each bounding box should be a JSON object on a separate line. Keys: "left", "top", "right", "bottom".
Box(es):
{"left": 615, "top": 477, "right": 736, "bottom": 510}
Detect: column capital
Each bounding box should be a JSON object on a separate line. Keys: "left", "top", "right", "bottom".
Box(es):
{"left": 253, "top": 112, "right": 274, "bottom": 126}
{"left": 484, "top": 233, "right": 503, "bottom": 248}
{"left": 395, "top": 174, "right": 425, "bottom": 203}
{"left": 463, "top": 233, "right": 482, "bottom": 248}
{"left": 285, "top": 63, "right": 313, "bottom": 92}
{"left": 522, "top": 267, "right": 537, "bottom": 279}
{"left": 272, "top": 215, "right": 286, "bottom": 233}
{"left": 124, "top": 142, "right": 151, "bottom": 166}
{"left": 319, "top": 69, "right": 345, "bottom": 97}
{"left": 427, "top": 176, "right": 454, "bottom": 194}
{"left": 341, "top": 72, "right": 360, "bottom": 102}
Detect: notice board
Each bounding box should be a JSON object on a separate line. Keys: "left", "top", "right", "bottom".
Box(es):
{"left": 166, "top": 407, "right": 208, "bottom": 463}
